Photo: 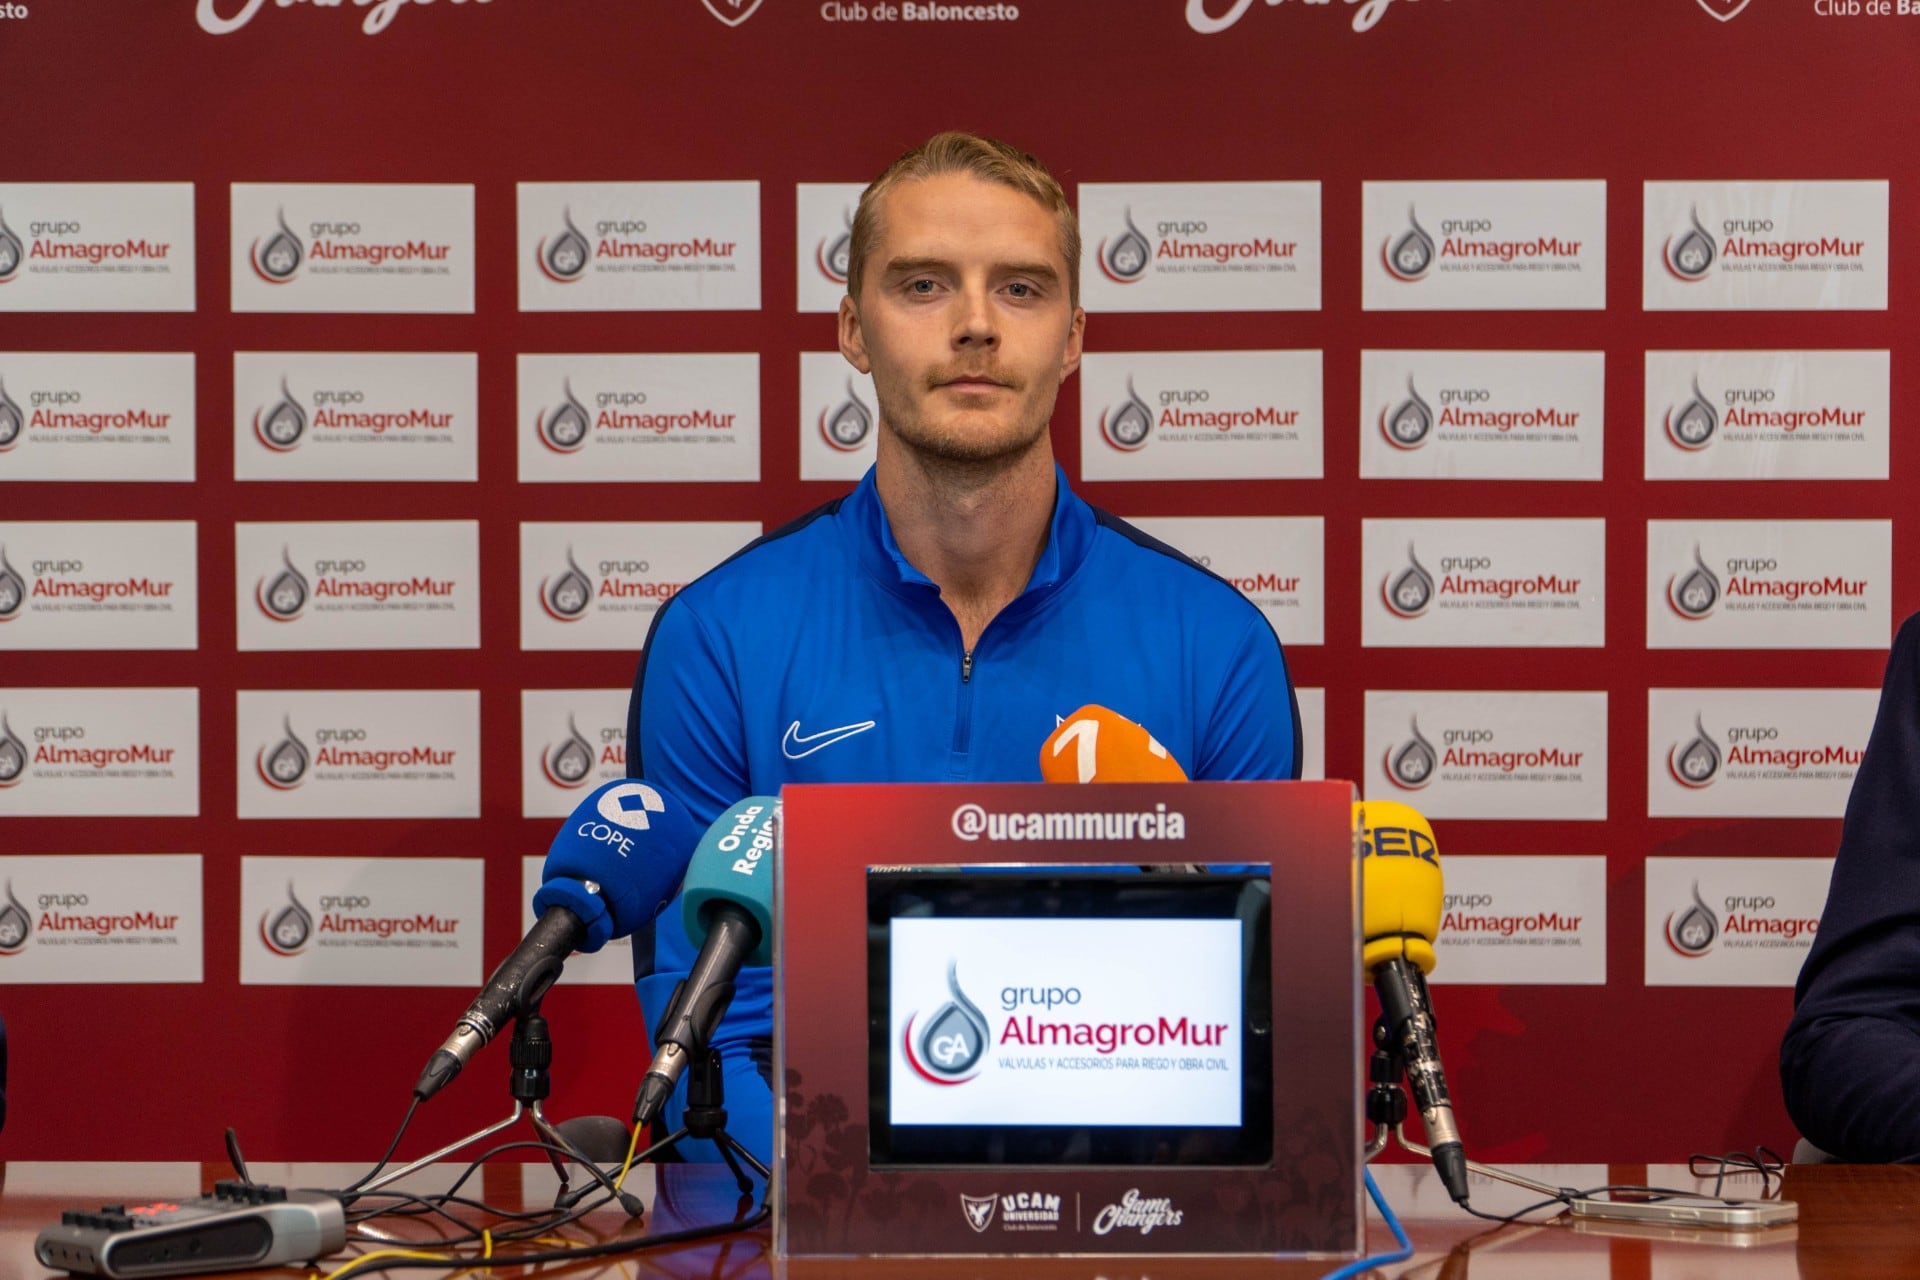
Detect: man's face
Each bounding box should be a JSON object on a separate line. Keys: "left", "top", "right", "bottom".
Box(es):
{"left": 839, "top": 172, "right": 1085, "bottom": 466}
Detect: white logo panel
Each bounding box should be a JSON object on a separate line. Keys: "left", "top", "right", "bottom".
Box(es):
{"left": 1359, "top": 350, "right": 1603, "bottom": 480}
{"left": 0, "top": 521, "right": 197, "bottom": 651}
{"left": 516, "top": 354, "right": 759, "bottom": 483}
{"left": 0, "top": 353, "right": 195, "bottom": 481}
{"left": 520, "top": 522, "right": 760, "bottom": 651}
{"left": 796, "top": 182, "right": 865, "bottom": 312}
{"left": 0, "top": 184, "right": 195, "bottom": 312}
{"left": 1079, "top": 351, "right": 1322, "bottom": 481}
{"left": 518, "top": 182, "right": 761, "bottom": 312}
{"left": 1365, "top": 691, "right": 1608, "bottom": 820}
{"left": 520, "top": 688, "right": 629, "bottom": 817}
{"left": 1362, "top": 519, "right": 1604, "bottom": 648}
{"left": 235, "top": 521, "right": 479, "bottom": 651}
{"left": 1649, "top": 688, "right": 1876, "bottom": 819}
{"left": 1431, "top": 856, "right": 1607, "bottom": 986}
{"left": 0, "top": 855, "right": 202, "bottom": 984}
{"left": 1078, "top": 182, "right": 1321, "bottom": 313}
{"left": 1645, "top": 857, "right": 1831, "bottom": 988}
{"left": 1296, "top": 687, "right": 1325, "bottom": 782}
{"left": 1644, "top": 350, "right": 1888, "bottom": 480}
{"left": 1363, "top": 181, "right": 1606, "bottom": 311}
{"left": 0, "top": 688, "right": 198, "bottom": 817}
{"left": 1644, "top": 181, "right": 1888, "bottom": 311}
{"left": 1646, "top": 520, "right": 1890, "bottom": 650}
{"left": 235, "top": 352, "right": 477, "bottom": 481}
{"left": 238, "top": 690, "right": 479, "bottom": 820}
{"left": 520, "top": 857, "right": 633, "bottom": 985}
{"left": 1122, "top": 516, "right": 1323, "bottom": 646}
{"left": 799, "top": 353, "right": 879, "bottom": 481}
{"left": 240, "top": 856, "right": 482, "bottom": 987}
{"left": 231, "top": 183, "right": 474, "bottom": 313}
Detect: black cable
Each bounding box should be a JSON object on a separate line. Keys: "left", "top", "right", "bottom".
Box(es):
{"left": 340, "top": 1095, "right": 423, "bottom": 1196}
{"left": 1455, "top": 1179, "right": 1785, "bottom": 1225}
{"left": 324, "top": 1200, "right": 771, "bottom": 1277}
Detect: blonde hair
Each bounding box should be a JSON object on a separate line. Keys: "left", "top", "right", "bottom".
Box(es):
{"left": 847, "top": 131, "right": 1080, "bottom": 306}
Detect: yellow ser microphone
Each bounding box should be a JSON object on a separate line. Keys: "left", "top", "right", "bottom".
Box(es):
{"left": 1358, "top": 798, "right": 1470, "bottom": 1205}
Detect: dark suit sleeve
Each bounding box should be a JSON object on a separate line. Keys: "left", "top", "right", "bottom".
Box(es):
{"left": 1780, "top": 612, "right": 1920, "bottom": 1162}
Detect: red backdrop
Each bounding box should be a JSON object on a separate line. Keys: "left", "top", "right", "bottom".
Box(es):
{"left": 3, "top": 1, "right": 1913, "bottom": 1163}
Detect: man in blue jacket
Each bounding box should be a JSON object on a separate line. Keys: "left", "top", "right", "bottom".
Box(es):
{"left": 628, "top": 132, "right": 1301, "bottom": 1164}
{"left": 1781, "top": 611, "right": 1920, "bottom": 1161}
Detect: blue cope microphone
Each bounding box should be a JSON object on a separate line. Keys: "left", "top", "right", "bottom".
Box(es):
{"left": 631, "top": 796, "right": 779, "bottom": 1130}
{"left": 413, "top": 779, "right": 700, "bottom": 1101}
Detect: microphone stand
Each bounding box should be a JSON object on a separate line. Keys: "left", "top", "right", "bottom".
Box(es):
{"left": 628, "top": 1042, "right": 769, "bottom": 1194}
{"left": 360, "top": 1003, "right": 645, "bottom": 1216}
{"left": 1363, "top": 1013, "right": 1565, "bottom": 1203}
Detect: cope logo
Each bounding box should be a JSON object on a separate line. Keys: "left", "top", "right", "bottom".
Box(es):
{"left": 0, "top": 881, "right": 30, "bottom": 954}
{"left": 0, "top": 378, "right": 24, "bottom": 451}
{"left": 0, "top": 713, "right": 26, "bottom": 787}
{"left": 1381, "top": 379, "right": 1434, "bottom": 450}
{"left": 701, "top": 0, "right": 764, "bottom": 25}
{"left": 538, "top": 209, "right": 592, "bottom": 283}
{"left": 903, "top": 960, "right": 989, "bottom": 1085}
{"left": 1663, "top": 207, "right": 1718, "bottom": 282}
{"left": 1380, "top": 544, "right": 1436, "bottom": 618}
{"left": 261, "top": 881, "right": 316, "bottom": 956}
{"left": 543, "top": 714, "right": 595, "bottom": 789}
{"left": 251, "top": 209, "right": 306, "bottom": 284}
{"left": 1666, "top": 546, "right": 1721, "bottom": 620}
{"left": 1384, "top": 717, "right": 1437, "bottom": 791}
{"left": 253, "top": 378, "right": 309, "bottom": 452}
{"left": 537, "top": 381, "right": 591, "bottom": 453}
{"left": 540, "top": 549, "right": 596, "bottom": 622}
{"left": 1668, "top": 714, "right": 1722, "bottom": 789}
{"left": 257, "top": 548, "right": 312, "bottom": 622}
{"left": 1100, "top": 379, "right": 1153, "bottom": 452}
{"left": 1098, "top": 209, "right": 1153, "bottom": 284}
{"left": 820, "top": 381, "right": 874, "bottom": 452}
{"left": 1665, "top": 882, "right": 1720, "bottom": 958}
{"left": 0, "top": 209, "right": 24, "bottom": 283}
{"left": 257, "top": 716, "right": 311, "bottom": 791}
{"left": 1665, "top": 379, "right": 1718, "bottom": 452}
{"left": 816, "top": 211, "right": 852, "bottom": 286}
{"left": 1382, "top": 207, "right": 1436, "bottom": 282}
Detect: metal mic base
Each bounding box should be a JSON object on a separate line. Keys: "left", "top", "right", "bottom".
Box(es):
{"left": 629, "top": 1045, "right": 769, "bottom": 1195}
{"left": 1366, "top": 1121, "right": 1567, "bottom": 1202}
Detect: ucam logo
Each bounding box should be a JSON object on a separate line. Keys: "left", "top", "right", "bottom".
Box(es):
{"left": 701, "top": 0, "right": 764, "bottom": 25}
{"left": 904, "top": 960, "right": 989, "bottom": 1085}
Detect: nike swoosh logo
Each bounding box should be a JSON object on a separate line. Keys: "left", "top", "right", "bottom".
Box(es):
{"left": 782, "top": 719, "right": 877, "bottom": 760}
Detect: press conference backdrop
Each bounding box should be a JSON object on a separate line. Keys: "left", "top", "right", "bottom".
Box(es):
{"left": 1, "top": 1, "right": 1912, "bottom": 1161}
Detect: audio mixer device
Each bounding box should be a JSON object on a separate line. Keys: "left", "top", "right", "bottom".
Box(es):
{"left": 34, "top": 1181, "right": 346, "bottom": 1279}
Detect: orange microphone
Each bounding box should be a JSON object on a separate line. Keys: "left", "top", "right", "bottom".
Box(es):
{"left": 1039, "top": 704, "right": 1189, "bottom": 783}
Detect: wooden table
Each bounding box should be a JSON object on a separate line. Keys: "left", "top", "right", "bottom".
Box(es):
{"left": 3, "top": 1160, "right": 1915, "bottom": 1278}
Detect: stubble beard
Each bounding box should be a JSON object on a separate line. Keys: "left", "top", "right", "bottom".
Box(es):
{"left": 877, "top": 377, "right": 1060, "bottom": 473}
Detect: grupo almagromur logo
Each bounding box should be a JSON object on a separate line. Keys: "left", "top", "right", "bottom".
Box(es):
{"left": 1665, "top": 882, "right": 1719, "bottom": 958}
{"left": 1100, "top": 379, "right": 1153, "bottom": 452}
{"left": 261, "top": 881, "right": 315, "bottom": 956}
{"left": 1665, "top": 378, "right": 1718, "bottom": 451}
{"left": 1668, "top": 714, "right": 1722, "bottom": 790}
{"left": 0, "top": 880, "right": 30, "bottom": 954}
{"left": 820, "top": 381, "right": 873, "bottom": 452}
{"left": 538, "top": 209, "right": 592, "bottom": 283}
{"left": 1381, "top": 544, "right": 1435, "bottom": 619}
{"left": 1098, "top": 209, "right": 1152, "bottom": 284}
{"left": 1382, "top": 207, "right": 1435, "bottom": 282}
{"left": 251, "top": 209, "right": 305, "bottom": 284}
{"left": 1666, "top": 545, "right": 1721, "bottom": 620}
{"left": 254, "top": 377, "right": 308, "bottom": 452}
{"left": 537, "top": 380, "right": 591, "bottom": 453}
{"left": 543, "top": 714, "right": 594, "bottom": 789}
{"left": 1384, "top": 716, "right": 1437, "bottom": 791}
{"left": 257, "top": 716, "right": 311, "bottom": 791}
{"left": 1381, "top": 378, "right": 1433, "bottom": 450}
{"left": 540, "top": 548, "right": 595, "bottom": 622}
{"left": 903, "top": 960, "right": 989, "bottom": 1085}
{"left": 1663, "top": 206, "right": 1717, "bottom": 282}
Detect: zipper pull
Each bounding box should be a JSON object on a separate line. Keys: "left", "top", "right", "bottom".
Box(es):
{"left": 962, "top": 650, "right": 973, "bottom": 683}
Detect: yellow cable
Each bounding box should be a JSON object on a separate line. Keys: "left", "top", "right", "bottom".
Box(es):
{"left": 611, "top": 1118, "right": 645, "bottom": 1193}
{"left": 318, "top": 1247, "right": 459, "bottom": 1280}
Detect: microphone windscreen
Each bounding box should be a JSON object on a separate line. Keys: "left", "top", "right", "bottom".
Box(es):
{"left": 537, "top": 779, "right": 701, "bottom": 949}
{"left": 553, "top": 1113, "right": 634, "bottom": 1165}
{"left": 1040, "top": 704, "right": 1189, "bottom": 783}
{"left": 1357, "top": 798, "right": 1444, "bottom": 976}
{"left": 679, "top": 796, "right": 779, "bottom": 965}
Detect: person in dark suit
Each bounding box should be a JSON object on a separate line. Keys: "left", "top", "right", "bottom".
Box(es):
{"left": 1781, "top": 611, "right": 1920, "bottom": 1161}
